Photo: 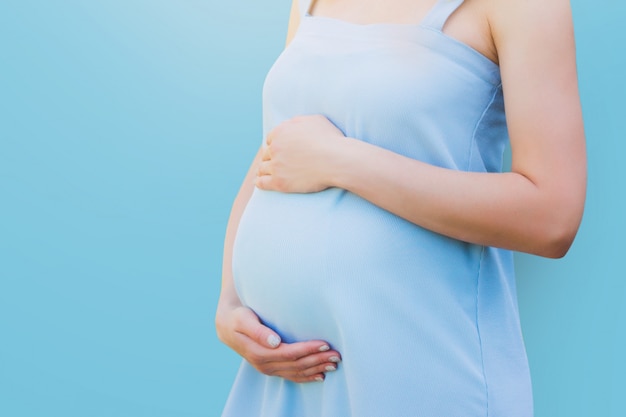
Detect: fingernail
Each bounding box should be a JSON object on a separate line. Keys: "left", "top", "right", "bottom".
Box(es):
{"left": 329, "top": 356, "right": 341, "bottom": 363}
{"left": 325, "top": 365, "right": 336, "bottom": 372}
{"left": 318, "top": 345, "right": 330, "bottom": 352}
{"left": 315, "top": 376, "right": 324, "bottom": 382}
{"left": 267, "top": 334, "right": 281, "bottom": 348}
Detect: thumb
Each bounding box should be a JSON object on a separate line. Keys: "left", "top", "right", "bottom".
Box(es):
{"left": 237, "top": 307, "right": 281, "bottom": 349}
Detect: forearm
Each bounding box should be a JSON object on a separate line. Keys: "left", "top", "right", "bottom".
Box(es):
{"left": 218, "top": 147, "right": 262, "bottom": 313}
{"left": 328, "top": 137, "right": 584, "bottom": 258}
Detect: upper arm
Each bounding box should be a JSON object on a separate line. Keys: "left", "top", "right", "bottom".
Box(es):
{"left": 490, "top": 0, "right": 587, "bottom": 228}
{"left": 285, "top": 0, "right": 302, "bottom": 47}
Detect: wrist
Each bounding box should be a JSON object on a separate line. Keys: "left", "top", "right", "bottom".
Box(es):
{"left": 215, "top": 296, "right": 243, "bottom": 340}
{"left": 217, "top": 284, "right": 243, "bottom": 315}
{"left": 325, "top": 136, "right": 364, "bottom": 189}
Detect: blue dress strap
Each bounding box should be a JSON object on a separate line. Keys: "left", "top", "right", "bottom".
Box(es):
{"left": 420, "top": 0, "right": 465, "bottom": 31}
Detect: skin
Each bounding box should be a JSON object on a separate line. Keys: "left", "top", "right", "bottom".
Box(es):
{"left": 216, "top": 0, "right": 587, "bottom": 383}
{"left": 216, "top": 147, "right": 342, "bottom": 383}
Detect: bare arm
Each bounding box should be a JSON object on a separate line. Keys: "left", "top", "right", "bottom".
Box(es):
{"left": 216, "top": 0, "right": 341, "bottom": 384}
{"left": 256, "top": 0, "right": 586, "bottom": 258}
{"left": 217, "top": 149, "right": 341, "bottom": 384}
{"left": 218, "top": 0, "right": 302, "bottom": 313}
{"left": 217, "top": 147, "right": 261, "bottom": 316}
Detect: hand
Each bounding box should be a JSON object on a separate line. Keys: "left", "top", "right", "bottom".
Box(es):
{"left": 255, "top": 115, "right": 345, "bottom": 193}
{"left": 216, "top": 304, "right": 342, "bottom": 383}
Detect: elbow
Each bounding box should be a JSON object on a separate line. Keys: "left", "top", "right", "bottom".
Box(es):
{"left": 537, "top": 230, "right": 575, "bottom": 259}
{"left": 527, "top": 183, "right": 586, "bottom": 259}
{"left": 533, "top": 213, "right": 583, "bottom": 259}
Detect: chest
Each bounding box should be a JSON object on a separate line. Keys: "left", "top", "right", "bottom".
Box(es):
{"left": 307, "top": 0, "right": 497, "bottom": 64}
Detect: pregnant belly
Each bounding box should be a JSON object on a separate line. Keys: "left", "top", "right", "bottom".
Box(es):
{"left": 232, "top": 186, "right": 482, "bottom": 345}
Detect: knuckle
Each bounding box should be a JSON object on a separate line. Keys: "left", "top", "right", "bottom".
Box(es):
{"left": 262, "top": 366, "right": 277, "bottom": 376}
{"left": 295, "top": 357, "right": 313, "bottom": 371}
{"left": 252, "top": 327, "right": 266, "bottom": 345}
{"left": 294, "top": 363, "right": 307, "bottom": 373}
{"left": 284, "top": 350, "right": 300, "bottom": 362}
{"left": 246, "top": 351, "right": 263, "bottom": 365}
{"left": 273, "top": 177, "right": 285, "bottom": 191}
{"left": 252, "top": 363, "right": 266, "bottom": 374}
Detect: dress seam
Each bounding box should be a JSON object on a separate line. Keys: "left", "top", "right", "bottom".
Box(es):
{"left": 475, "top": 245, "right": 490, "bottom": 417}
{"left": 466, "top": 83, "right": 502, "bottom": 172}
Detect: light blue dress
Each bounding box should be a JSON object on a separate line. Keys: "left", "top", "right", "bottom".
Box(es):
{"left": 225, "top": 0, "right": 533, "bottom": 415}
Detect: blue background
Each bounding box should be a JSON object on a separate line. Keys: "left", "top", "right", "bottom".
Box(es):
{"left": 0, "top": 0, "right": 623, "bottom": 416}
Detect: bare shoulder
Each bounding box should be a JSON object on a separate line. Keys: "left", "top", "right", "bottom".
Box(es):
{"left": 487, "top": 0, "right": 576, "bottom": 60}
{"left": 486, "top": 0, "right": 585, "bottom": 232}
{"left": 485, "top": 0, "right": 579, "bottom": 115}
{"left": 285, "top": 0, "right": 302, "bottom": 47}
{"left": 484, "top": 0, "right": 582, "bottom": 139}
{"left": 487, "top": 0, "right": 574, "bottom": 28}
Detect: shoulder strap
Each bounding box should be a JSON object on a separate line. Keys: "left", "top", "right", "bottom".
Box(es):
{"left": 299, "top": 0, "right": 314, "bottom": 17}
{"left": 420, "top": 0, "right": 465, "bottom": 31}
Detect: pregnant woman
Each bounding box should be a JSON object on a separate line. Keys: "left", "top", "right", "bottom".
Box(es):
{"left": 216, "top": 0, "right": 586, "bottom": 415}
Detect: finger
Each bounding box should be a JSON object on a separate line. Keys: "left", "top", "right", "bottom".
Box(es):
{"left": 233, "top": 307, "right": 282, "bottom": 349}
{"left": 284, "top": 373, "right": 326, "bottom": 384}
{"left": 279, "top": 361, "right": 338, "bottom": 379}
{"left": 257, "top": 161, "right": 272, "bottom": 176}
{"left": 261, "top": 145, "right": 271, "bottom": 161}
{"left": 268, "top": 354, "right": 341, "bottom": 375}
{"left": 274, "top": 357, "right": 342, "bottom": 383}
{"left": 255, "top": 175, "right": 272, "bottom": 190}
{"left": 261, "top": 340, "right": 338, "bottom": 363}
{"left": 239, "top": 338, "right": 343, "bottom": 382}
{"left": 235, "top": 330, "right": 341, "bottom": 367}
